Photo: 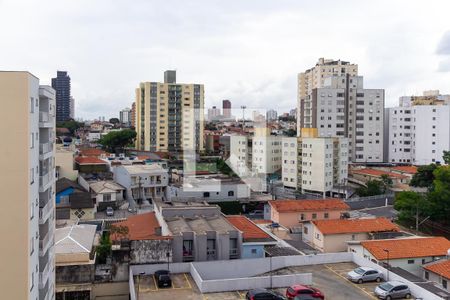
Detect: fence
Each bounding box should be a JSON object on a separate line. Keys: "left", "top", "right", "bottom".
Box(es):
{"left": 345, "top": 193, "right": 395, "bottom": 210}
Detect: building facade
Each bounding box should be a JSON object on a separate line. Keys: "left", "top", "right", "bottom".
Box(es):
{"left": 297, "top": 59, "right": 384, "bottom": 163}
{"left": 266, "top": 109, "right": 278, "bottom": 122}
{"left": 135, "top": 70, "right": 204, "bottom": 152}
{"left": 252, "top": 130, "right": 282, "bottom": 175}
{"left": 207, "top": 106, "right": 221, "bottom": 121}
{"left": 222, "top": 99, "right": 231, "bottom": 118}
{"left": 282, "top": 128, "right": 348, "bottom": 196}
{"left": 387, "top": 91, "right": 450, "bottom": 165}
{"left": 119, "top": 107, "right": 132, "bottom": 126}
{"left": 0, "top": 71, "right": 56, "bottom": 300}
{"left": 51, "top": 71, "right": 71, "bottom": 122}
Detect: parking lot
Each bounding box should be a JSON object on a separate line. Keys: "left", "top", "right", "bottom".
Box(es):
{"left": 135, "top": 263, "right": 416, "bottom": 300}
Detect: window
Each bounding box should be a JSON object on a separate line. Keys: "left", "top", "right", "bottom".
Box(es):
{"left": 30, "top": 168, "right": 34, "bottom": 184}
{"left": 300, "top": 213, "right": 305, "bottom": 221}
{"left": 30, "top": 133, "right": 34, "bottom": 149}
{"left": 443, "top": 279, "right": 447, "bottom": 289}
{"left": 203, "top": 192, "right": 210, "bottom": 198}
{"left": 251, "top": 249, "right": 257, "bottom": 254}
{"left": 407, "top": 259, "right": 414, "bottom": 264}
{"left": 30, "top": 237, "right": 34, "bottom": 255}
{"left": 312, "top": 213, "right": 317, "bottom": 219}
{"left": 324, "top": 212, "right": 329, "bottom": 219}
{"left": 30, "top": 200, "right": 34, "bottom": 220}
{"left": 103, "top": 193, "right": 112, "bottom": 201}
{"left": 303, "top": 227, "right": 308, "bottom": 234}
{"left": 30, "top": 97, "right": 34, "bottom": 113}
{"left": 228, "top": 191, "right": 234, "bottom": 197}
{"left": 424, "top": 271, "right": 429, "bottom": 280}
{"left": 315, "top": 233, "right": 321, "bottom": 240}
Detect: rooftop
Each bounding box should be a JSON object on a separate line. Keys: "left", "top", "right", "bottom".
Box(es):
{"left": 352, "top": 168, "right": 408, "bottom": 179}
{"left": 89, "top": 180, "right": 125, "bottom": 194}
{"left": 166, "top": 215, "right": 236, "bottom": 235}
{"left": 390, "top": 166, "right": 418, "bottom": 174}
{"left": 361, "top": 237, "right": 450, "bottom": 260}
{"left": 55, "top": 224, "right": 97, "bottom": 254}
{"left": 269, "top": 199, "right": 350, "bottom": 213}
{"left": 312, "top": 218, "right": 399, "bottom": 235}
{"left": 226, "top": 215, "right": 274, "bottom": 243}
{"left": 122, "top": 164, "right": 165, "bottom": 174}
{"left": 111, "top": 212, "right": 168, "bottom": 241}
{"left": 75, "top": 156, "right": 108, "bottom": 165}
{"left": 78, "top": 148, "right": 107, "bottom": 157}
{"left": 423, "top": 259, "right": 450, "bottom": 280}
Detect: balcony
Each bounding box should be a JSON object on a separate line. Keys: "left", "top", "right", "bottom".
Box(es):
{"left": 39, "top": 255, "right": 50, "bottom": 289}
{"left": 229, "top": 248, "right": 239, "bottom": 258}
{"left": 39, "top": 142, "right": 53, "bottom": 157}
{"left": 39, "top": 111, "right": 49, "bottom": 123}
{"left": 39, "top": 199, "right": 54, "bottom": 224}
{"left": 39, "top": 224, "right": 54, "bottom": 254}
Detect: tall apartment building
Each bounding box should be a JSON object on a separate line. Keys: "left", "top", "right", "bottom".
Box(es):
{"left": 207, "top": 106, "right": 221, "bottom": 121}
{"left": 222, "top": 99, "right": 231, "bottom": 118}
{"left": 51, "top": 71, "right": 71, "bottom": 122}
{"left": 282, "top": 128, "right": 348, "bottom": 196}
{"left": 298, "top": 60, "right": 384, "bottom": 163}
{"left": 119, "top": 107, "right": 132, "bottom": 126}
{"left": 252, "top": 128, "right": 282, "bottom": 175}
{"left": 266, "top": 109, "right": 278, "bottom": 121}
{"left": 131, "top": 102, "right": 136, "bottom": 128}
{"left": 135, "top": 70, "right": 204, "bottom": 152}
{"left": 0, "top": 72, "right": 56, "bottom": 300}
{"left": 229, "top": 135, "right": 252, "bottom": 176}
{"left": 386, "top": 91, "right": 450, "bottom": 165}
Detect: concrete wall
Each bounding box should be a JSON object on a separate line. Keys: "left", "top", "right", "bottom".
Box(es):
{"left": 56, "top": 264, "right": 95, "bottom": 284}
{"left": 242, "top": 244, "right": 265, "bottom": 259}
{"left": 131, "top": 240, "right": 172, "bottom": 264}
{"left": 271, "top": 208, "right": 345, "bottom": 229}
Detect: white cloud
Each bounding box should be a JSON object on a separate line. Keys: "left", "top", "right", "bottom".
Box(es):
{"left": 1, "top": 0, "right": 450, "bottom": 118}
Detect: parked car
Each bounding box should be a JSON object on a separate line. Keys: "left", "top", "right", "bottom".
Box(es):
{"left": 347, "top": 267, "right": 383, "bottom": 283}
{"left": 106, "top": 206, "right": 114, "bottom": 216}
{"left": 246, "top": 288, "right": 286, "bottom": 300}
{"left": 154, "top": 270, "right": 172, "bottom": 288}
{"left": 294, "top": 296, "right": 323, "bottom": 300}
{"left": 286, "top": 285, "right": 324, "bottom": 300}
{"left": 374, "top": 281, "right": 411, "bottom": 299}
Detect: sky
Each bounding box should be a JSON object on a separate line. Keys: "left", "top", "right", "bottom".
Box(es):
{"left": 1, "top": 0, "right": 450, "bottom": 120}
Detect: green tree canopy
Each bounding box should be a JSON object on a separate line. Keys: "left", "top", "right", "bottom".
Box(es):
{"left": 56, "top": 120, "right": 84, "bottom": 135}
{"left": 443, "top": 150, "right": 450, "bottom": 165}
{"left": 394, "top": 191, "right": 429, "bottom": 223}
{"left": 427, "top": 166, "right": 450, "bottom": 222}
{"left": 409, "top": 164, "right": 438, "bottom": 187}
{"left": 98, "top": 129, "right": 136, "bottom": 153}
{"left": 355, "top": 180, "right": 385, "bottom": 197}
{"left": 109, "top": 117, "right": 120, "bottom": 124}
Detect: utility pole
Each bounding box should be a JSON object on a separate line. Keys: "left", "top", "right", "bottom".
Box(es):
{"left": 241, "top": 105, "right": 246, "bottom": 129}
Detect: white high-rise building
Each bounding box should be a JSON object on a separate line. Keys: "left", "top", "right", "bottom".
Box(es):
{"left": 119, "top": 107, "right": 131, "bottom": 126}
{"left": 282, "top": 128, "right": 348, "bottom": 196}
{"left": 252, "top": 128, "right": 282, "bottom": 175}
{"left": 207, "top": 106, "right": 221, "bottom": 121}
{"left": 298, "top": 62, "right": 384, "bottom": 163}
{"left": 0, "top": 72, "right": 56, "bottom": 300}
{"left": 387, "top": 91, "right": 450, "bottom": 165}
{"left": 229, "top": 135, "right": 251, "bottom": 176}
{"left": 266, "top": 109, "right": 278, "bottom": 121}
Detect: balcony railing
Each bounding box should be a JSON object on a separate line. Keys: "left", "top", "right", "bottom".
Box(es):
{"left": 39, "top": 225, "right": 54, "bottom": 254}
{"left": 39, "top": 111, "right": 49, "bottom": 123}
{"left": 39, "top": 199, "right": 54, "bottom": 224}
{"left": 39, "top": 143, "right": 53, "bottom": 155}
{"left": 39, "top": 255, "right": 50, "bottom": 289}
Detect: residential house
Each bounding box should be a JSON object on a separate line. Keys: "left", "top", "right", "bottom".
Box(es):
{"left": 110, "top": 212, "right": 172, "bottom": 265}
{"left": 423, "top": 259, "right": 450, "bottom": 292}
{"left": 56, "top": 178, "right": 95, "bottom": 220}
{"left": 351, "top": 168, "right": 409, "bottom": 186}
{"left": 55, "top": 224, "right": 97, "bottom": 300}
{"left": 55, "top": 144, "right": 78, "bottom": 180}
{"left": 89, "top": 180, "right": 125, "bottom": 211}
{"left": 303, "top": 218, "right": 400, "bottom": 252}
{"left": 226, "top": 215, "right": 277, "bottom": 258}
{"left": 75, "top": 156, "right": 109, "bottom": 173}
{"left": 268, "top": 199, "right": 350, "bottom": 229}
{"left": 349, "top": 237, "right": 450, "bottom": 276}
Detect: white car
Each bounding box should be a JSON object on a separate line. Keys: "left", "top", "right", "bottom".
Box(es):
{"left": 347, "top": 266, "right": 383, "bottom": 283}
{"left": 106, "top": 206, "right": 114, "bottom": 216}
{"left": 374, "top": 281, "right": 411, "bottom": 300}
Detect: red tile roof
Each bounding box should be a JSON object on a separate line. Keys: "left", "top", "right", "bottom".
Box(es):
{"left": 75, "top": 156, "right": 107, "bottom": 165}
{"left": 111, "top": 212, "right": 170, "bottom": 241}
{"left": 361, "top": 237, "right": 450, "bottom": 260}
{"left": 352, "top": 168, "right": 408, "bottom": 179}
{"left": 269, "top": 199, "right": 350, "bottom": 213}
{"left": 252, "top": 219, "right": 273, "bottom": 224}
{"left": 226, "top": 215, "right": 273, "bottom": 242}
{"left": 391, "top": 166, "right": 418, "bottom": 174}
{"left": 78, "top": 148, "right": 107, "bottom": 157}
{"left": 313, "top": 218, "right": 399, "bottom": 235}
{"left": 424, "top": 260, "right": 450, "bottom": 280}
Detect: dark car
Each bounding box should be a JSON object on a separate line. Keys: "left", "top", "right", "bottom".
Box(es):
{"left": 286, "top": 285, "right": 324, "bottom": 300}
{"left": 154, "top": 270, "right": 172, "bottom": 288}
{"left": 246, "top": 288, "right": 286, "bottom": 300}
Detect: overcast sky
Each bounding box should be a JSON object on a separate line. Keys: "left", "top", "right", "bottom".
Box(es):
{"left": 1, "top": 0, "right": 450, "bottom": 120}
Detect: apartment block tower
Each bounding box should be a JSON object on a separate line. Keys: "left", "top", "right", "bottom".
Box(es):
{"left": 222, "top": 99, "right": 231, "bottom": 118}
{"left": 282, "top": 128, "right": 348, "bottom": 196}
{"left": 386, "top": 90, "right": 450, "bottom": 165}
{"left": 0, "top": 72, "right": 56, "bottom": 300}
{"left": 119, "top": 107, "right": 132, "bottom": 126}
{"left": 297, "top": 59, "right": 384, "bottom": 163}
{"left": 51, "top": 71, "right": 71, "bottom": 122}
{"left": 136, "top": 70, "right": 204, "bottom": 152}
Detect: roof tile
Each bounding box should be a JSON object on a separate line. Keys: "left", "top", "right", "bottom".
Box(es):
{"left": 269, "top": 199, "right": 349, "bottom": 213}
{"left": 424, "top": 259, "right": 450, "bottom": 280}
{"left": 313, "top": 218, "right": 399, "bottom": 235}
{"left": 226, "top": 215, "right": 273, "bottom": 242}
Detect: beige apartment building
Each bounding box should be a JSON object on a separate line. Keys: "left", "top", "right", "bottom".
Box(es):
{"left": 297, "top": 58, "right": 358, "bottom": 133}
{"left": 0, "top": 72, "right": 56, "bottom": 300}
{"left": 135, "top": 70, "right": 204, "bottom": 153}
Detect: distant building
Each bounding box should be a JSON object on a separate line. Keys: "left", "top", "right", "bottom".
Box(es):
{"left": 289, "top": 108, "right": 297, "bottom": 118}
{"left": 297, "top": 59, "right": 384, "bottom": 163}
{"left": 69, "top": 96, "right": 75, "bottom": 119}
{"left": 266, "top": 109, "right": 278, "bottom": 121}
{"left": 386, "top": 90, "right": 450, "bottom": 165}
{"left": 135, "top": 70, "right": 204, "bottom": 152}
{"left": 52, "top": 70, "right": 72, "bottom": 122}
{"left": 131, "top": 102, "right": 136, "bottom": 128}
{"left": 252, "top": 128, "right": 282, "bottom": 175}
{"left": 119, "top": 107, "right": 132, "bottom": 126}
{"left": 223, "top": 99, "right": 231, "bottom": 118}
{"left": 207, "top": 106, "right": 221, "bottom": 121}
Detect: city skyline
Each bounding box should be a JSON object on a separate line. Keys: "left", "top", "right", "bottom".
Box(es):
{"left": 1, "top": 0, "right": 450, "bottom": 119}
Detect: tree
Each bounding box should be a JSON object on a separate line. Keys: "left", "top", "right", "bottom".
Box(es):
{"left": 96, "top": 233, "right": 112, "bottom": 264}
{"left": 427, "top": 166, "right": 450, "bottom": 222}
{"left": 410, "top": 164, "right": 438, "bottom": 188}
{"left": 394, "top": 191, "right": 429, "bottom": 225}
{"left": 283, "top": 129, "right": 297, "bottom": 137}
{"left": 56, "top": 120, "right": 84, "bottom": 135}
{"left": 380, "top": 174, "right": 393, "bottom": 192}
{"left": 109, "top": 118, "right": 120, "bottom": 125}
{"left": 443, "top": 150, "right": 450, "bottom": 165}
{"left": 355, "top": 180, "right": 384, "bottom": 197}
{"left": 98, "top": 129, "right": 136, "bottom": 153}
{"left": 110, "top": 225, "right": 129, "bottom": 242}
{"left": 216, "top": 159, "right": 237, "bottom": 177}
